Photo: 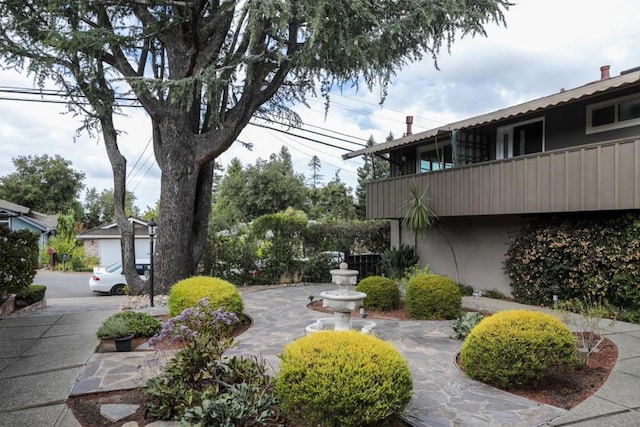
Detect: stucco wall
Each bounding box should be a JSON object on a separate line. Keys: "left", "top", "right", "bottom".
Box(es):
{"left": 399, "top": 215, "right": 526, "bottom": 296}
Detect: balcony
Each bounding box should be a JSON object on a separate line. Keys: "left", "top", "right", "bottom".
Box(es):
{"left": 366, "top": 138, "right": 640, "bottom": 219}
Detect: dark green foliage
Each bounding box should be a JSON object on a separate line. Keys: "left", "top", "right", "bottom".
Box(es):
{"left": 480, "top": 288, "right": 507, "bottom": 300}
{"left": 302, "top": 253, "right": 333, "bottom": 283}
{"left": 405, "top": 274, "right": 461, "bottom": 320}
{"left": 0, "top": 155, "right": 85, "bottom": 215}
{"left": 15, "top": 285, "right": 46, "bottom": 306}
{"left": 458, "top": 283, "right": 475, "bottom": 296}
{"left": 379, "top": 244, "right": 419, "bottom": 279}
{"left": 0, "top": 227, "right": 39, "bottom": 296}
{"left": 504, "top": 213, "right": 640, "bottom": 307}
{"left": 356, "top": 276, "right": 400, "bottom": 311}
{"left": 253, "top": 208, "right": 308, "bottom": 283}
{"left": 302, "top": 220, "right": 390, "bottom": 255}
{"left": 96, "top": 311, "right": 162, "bottom": 339}
{"left": 460, "top": 310, "right": 576, "bottom": 388}
{"left": 179, "top": 357, "right": 282, "bottom": 426}
{"left": 450, "top": 312, "right": 484, "bottom": 339}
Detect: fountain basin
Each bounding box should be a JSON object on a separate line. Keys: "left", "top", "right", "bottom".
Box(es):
{"left": 306, "top": 318, "right": 377, "bottom": 334}
{"left": 320, "top": 289, "right": 366, "bottom": 312}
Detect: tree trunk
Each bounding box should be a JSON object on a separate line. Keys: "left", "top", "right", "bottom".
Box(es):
{"left": 152, "top": 122, "right": 213, "bottom": 294}
{"left": 100, "top": 110, "right": 147, "bottom": 295}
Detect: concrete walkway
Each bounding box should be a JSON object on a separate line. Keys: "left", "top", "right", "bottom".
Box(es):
{"left": 0, "top": 296, "right": 123, "bottom": 427}
{"left": 2, "top": 285, "right": 640, "bottom": 426}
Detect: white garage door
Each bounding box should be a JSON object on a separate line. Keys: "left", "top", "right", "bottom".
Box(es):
{"left": 99, "top": 238, "right": 152, "bottom": 266}
{"left": 99, "top": 239, "right": 121, "bottom": 266}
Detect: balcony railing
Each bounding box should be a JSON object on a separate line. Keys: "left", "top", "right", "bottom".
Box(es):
{"left": 366, "top": 138, "right": 640, "bottom": 218}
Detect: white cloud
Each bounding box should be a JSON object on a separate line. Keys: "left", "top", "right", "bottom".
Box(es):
{"left": 0, "top": 0, "right": 638, "bottom": 210}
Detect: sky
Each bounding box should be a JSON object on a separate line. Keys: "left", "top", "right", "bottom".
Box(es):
{"left": 0, "top": 0, "right": 638, "bottom": 211}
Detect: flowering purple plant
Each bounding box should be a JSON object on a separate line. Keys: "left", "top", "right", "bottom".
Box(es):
{"left": 149, "top": 297, "right": 239, "bottom": 348}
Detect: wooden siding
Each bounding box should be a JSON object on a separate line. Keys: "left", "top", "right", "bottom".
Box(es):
{"left": 367, "top": 138, "right": 640, "bottom": 219}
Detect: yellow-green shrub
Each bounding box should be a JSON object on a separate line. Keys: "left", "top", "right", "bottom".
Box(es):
{"left": 405, "top": 273, "right": 461, "bottom": 320}
{"left": 355, "top": 276, "right": 400, "bottom": 311}
{"left": 460, "top": 310, "right": 576, "bottom": 388}
{"left": 276, "top": 331, "right": 412, "bottom": 427}
{"left": 168, "top": 276, "right": 243, "bottom": 317}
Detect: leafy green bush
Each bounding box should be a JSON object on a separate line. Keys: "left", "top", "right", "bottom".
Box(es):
{"left": 460, "top": 310, "right": 576, "bottom": 388}
{"left": 405, "top": 273, "right": 461, "bottom": 320}
{"left": 504, "top": 213, "right": 640, "bottom": 307}
{"left": 96, "top": 311, "right": 161, "bottom": 339}
{"left": 277, "top": 330, "right": 412, "bottom": 427}
{"left": 0, "top": 227, "right": 39, "bottom": 295}
{"left": 355, "top": 276, "right": 400, "bottom": 311}
{"left": 15, "top": 285, "right": 46, "bottom": 306}
{"left": 302, "top": 220, "right": 390, "bottom": 255}
{"left": 180, "top": 357, "right": 282, "bottom": 426}
{"left": 168, "top": 276, "right": 243, "bottom": 317}
{"left": 450, "top": 312, "right": 484, "bottom": 339}
{"left": 379, "top": 244, "right": 419, "bottom": 279}
{"left": 457, "top": 283, "right": 475, "bottom": 297}
{"left": 481, "top": 288, "right": 507, "bottom": 300}
{"left": 302, "top": 253, "right": 333, "bottom": 283}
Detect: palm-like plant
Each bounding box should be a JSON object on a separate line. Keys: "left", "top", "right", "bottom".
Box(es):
{"left": 402, "top": 182, "right": 438, "bottom": 248}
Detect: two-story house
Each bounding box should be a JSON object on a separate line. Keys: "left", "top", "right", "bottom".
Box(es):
{"left": 343, "top": 65, "right": 640, "bottom": 295}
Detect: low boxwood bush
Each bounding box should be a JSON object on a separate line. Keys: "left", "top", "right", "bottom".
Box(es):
{"left": 276, "top": 330, "right": 412, "bottom": 427}
{"left": 15, "top": 285, "right": 46, "bottom": 306}
{"left": 96, "top": 311, "right": 162, "bottom": 339}
{"left": 460, "top": 310, "right": 576, "bottom": 388}
{"left": 405, "top": 273, "right": 461, "bottom": 320}
{"left": 168, "top": 276, "right": 243, "bottom": 317}
{"left": 355, "top": 276, "right": 400, "bottom": 311}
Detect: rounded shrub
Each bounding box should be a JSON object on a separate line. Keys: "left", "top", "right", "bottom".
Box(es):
{"left": 405, "top": 273, "right": 461, "bottom": 320}
{"left": 276, "top": 331, "right": 413, "bottom": 427}
{"left": 355, "top": 276, "right": 400, "bottom": 311}
{"left": 460, "top": 310, "right": 576, "bottom": 388}
{"left": 168, "top": 276, "right": 244, "bottom": 317}
{"left": 96, "top": 310, "right": 162, "bottom": 339}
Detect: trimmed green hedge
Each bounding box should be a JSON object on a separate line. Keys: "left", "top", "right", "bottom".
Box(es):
{"left": 277, "top": 331, "right": 412, "bottom": 426}
{"left": 168, "top": 276, "right": 244, "bottom": 317}
{"left": 405, "top": 273, "right": 461, "bottom": 320}
{"left": 355, "top": 276, "right": 400, "bottom": 311}
{"left": 460, "top": 310, "right": 576, "bottom": 388}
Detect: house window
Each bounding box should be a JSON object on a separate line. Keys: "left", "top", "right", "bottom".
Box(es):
{"left": 0, "top": 217, "right": 9, "bottom": 228}
{"left": 496, "top": 118, "right": 544, "bottom": 159}
{"left": 587, "top": 94, "right": 640, "bottom": 134}
{"left": 418, "top": 144, "right": 452, "bottom": 173}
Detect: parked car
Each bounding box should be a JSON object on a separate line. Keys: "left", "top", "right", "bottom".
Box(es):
{"left": 89, "top": 259, "right": 150, "bottom": 295}
{"left": 320, "top": 251, "right": 345, "bottom": 265}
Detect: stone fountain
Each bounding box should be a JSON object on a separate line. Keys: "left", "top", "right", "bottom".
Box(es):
{"left": 306, "top": 263, "right": 376, "bottom": 334}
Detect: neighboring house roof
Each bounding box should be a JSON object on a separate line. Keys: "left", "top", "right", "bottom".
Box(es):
{"left": 0, "top": 199, "right": 57, "bottom": 232}
{"left": 343, "top": 67, "right": 640, "bottom": 159}
{"left": 77, "top": 218, "right": 152, "bottom": 239}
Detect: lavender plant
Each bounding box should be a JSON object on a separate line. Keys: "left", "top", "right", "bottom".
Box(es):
{"left": 145, "top": 298, "right": 243, "bottom": 420}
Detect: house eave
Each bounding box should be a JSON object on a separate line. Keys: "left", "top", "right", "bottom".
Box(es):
{"left": 343, "top": 70, "right": 640, "bottom": 160}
